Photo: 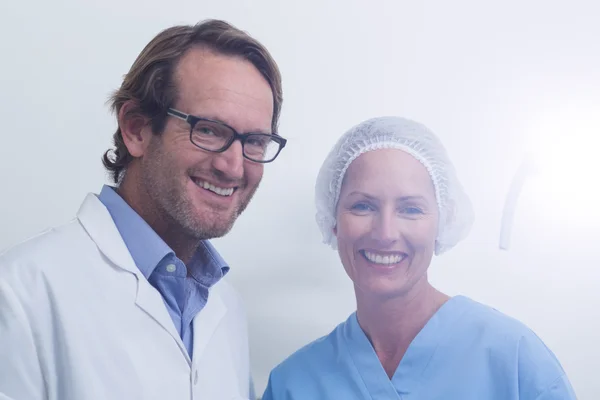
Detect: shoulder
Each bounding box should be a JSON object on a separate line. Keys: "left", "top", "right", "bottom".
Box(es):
{"left": 453, "top": 296, "right": 538, "bottom": 337}
{"left": 267, "top": 317, "right": 347, "bottom": 387}
{"left": 455, "top": 296, "right": 559, "bottom": 355}
{"left": 455, "top": 297, "right": 556, "bottom": 349}
{"left": 0, "top": 219, "right": 87, "bottom": 284}
{"left": 455, "top": 296, "right": 573, "bottom": 397}
{"left": 0, "top": 220, "right": 90, "bottom": 325}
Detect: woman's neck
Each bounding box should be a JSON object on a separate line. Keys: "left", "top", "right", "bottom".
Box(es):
{"left": 355, "top": 280, "right": 449, "bottom": 378}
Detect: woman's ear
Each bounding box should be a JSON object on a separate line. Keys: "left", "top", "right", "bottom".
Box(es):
{"left": 118, "top": 100, "right": 152, "bottom": 158}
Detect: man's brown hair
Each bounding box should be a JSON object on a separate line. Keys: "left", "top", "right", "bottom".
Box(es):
{"left": 102, "top": 19, "right": 283, "bottom": 184}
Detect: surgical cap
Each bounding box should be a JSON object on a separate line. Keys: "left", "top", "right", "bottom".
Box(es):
{"left": 315, "top": 116, "right": 474, "bottom": 255}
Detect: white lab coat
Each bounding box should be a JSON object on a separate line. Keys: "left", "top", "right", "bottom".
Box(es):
{"left": 0, "top": 193, "right": 251, "bottom": 400}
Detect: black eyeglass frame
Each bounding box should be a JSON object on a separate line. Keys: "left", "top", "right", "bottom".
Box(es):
{"left": 166, "top": 108, "right": 287, "bottom": 163}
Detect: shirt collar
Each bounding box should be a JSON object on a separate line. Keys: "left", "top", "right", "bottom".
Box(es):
{"left": 189, "top": 240, "right": 230, "bottom": 285}
{"left": 97, "top": 185, "right": 229, "bottom": 280}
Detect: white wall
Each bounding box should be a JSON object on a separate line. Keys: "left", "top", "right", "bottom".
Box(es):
{"left": 1, "top": 0, "right": 598, "bottom": 397}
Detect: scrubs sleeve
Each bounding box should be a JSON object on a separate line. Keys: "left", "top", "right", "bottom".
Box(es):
{"left": 534, "top": 374, "right": 578, "bottom": 400}
{"left": 517, "top": 331, "right": 577, "bottom": 400}
{"left": 261, "top": 372, "right": 278, "bottom": 400}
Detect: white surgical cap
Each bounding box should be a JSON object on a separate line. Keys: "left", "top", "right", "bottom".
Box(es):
{"left": 315, "top": 116, "right": 474, "bottom": 255}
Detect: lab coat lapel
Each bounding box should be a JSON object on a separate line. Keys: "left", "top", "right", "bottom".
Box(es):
{"left": 191, "top": 286, "right": 226, "bottom": 361}
{"left": 77, "top": 193, "right": 186, "bottom": 356}
{"left": 343, "top": 313, "right": 402, "bottom": 400}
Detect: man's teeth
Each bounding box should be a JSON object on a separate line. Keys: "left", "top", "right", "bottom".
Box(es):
{"left": 195, "top": 180, "right": 234, "bottom": 196}
{"left": 363, "top": 251, "right": 405, "bottom": 265}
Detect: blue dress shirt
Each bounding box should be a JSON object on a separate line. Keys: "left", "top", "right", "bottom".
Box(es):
{"left": 98, "top": 185, "right": 229, "bottom": 357}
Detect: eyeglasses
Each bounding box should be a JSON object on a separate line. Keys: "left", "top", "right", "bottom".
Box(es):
{"left": 166, "top": 108, "right": 287, "bottom": 163}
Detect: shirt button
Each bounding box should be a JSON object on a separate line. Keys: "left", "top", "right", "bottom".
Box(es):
{"left": 194, "top": 370, "right": 199, "bottom": 385}
{"left": 166, "top": 264, "right": 177, "bottom": 273}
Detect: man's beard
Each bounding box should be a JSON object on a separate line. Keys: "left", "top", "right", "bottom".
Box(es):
{"left": 159, "top": 180, "right": 259, "bottom": 241}
{"left": 140, "top": 156, "right": 260, "bottom": 242}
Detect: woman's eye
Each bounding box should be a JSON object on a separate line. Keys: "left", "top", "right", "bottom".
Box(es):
{"left": 402, "top": 206, "right": 424, "bottom": 215}
{"left": 351, "top": 203, "right": 373, "bottom": 212}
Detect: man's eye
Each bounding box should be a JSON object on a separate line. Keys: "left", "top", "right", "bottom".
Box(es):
{"left": 247, "top": 137, "right": 268, "bottom": 148}
{"left": 196, "top": 127, "right": 216, "bottom": 136}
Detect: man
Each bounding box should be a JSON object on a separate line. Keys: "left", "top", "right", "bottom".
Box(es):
{"left": 0, "top": 19, "right": 285, "bottom": 400}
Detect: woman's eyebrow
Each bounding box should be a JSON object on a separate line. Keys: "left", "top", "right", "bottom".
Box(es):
{"left": 397, "top": 195, "right": 428, "bottom": 202}
{"left": 347, "top": 191, "right": 377, "bottom": 199}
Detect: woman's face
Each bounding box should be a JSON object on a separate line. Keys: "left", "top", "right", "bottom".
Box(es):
{"left": 334, "top": 148, "right": 439, "bottom": 299}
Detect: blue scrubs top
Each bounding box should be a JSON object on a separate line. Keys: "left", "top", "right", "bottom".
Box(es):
{"left": 263, "top": 296, "right": 576, "bottom": 399}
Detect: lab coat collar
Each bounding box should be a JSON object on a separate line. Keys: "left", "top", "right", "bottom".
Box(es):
{"left": 76, "top": 193, "right": 228, "bottom": 364}
{"left": 77, "top": 193, "right": 141, "bottom": 276}
{"left": 76, "top": 193, "right": 186, "bottom": 357}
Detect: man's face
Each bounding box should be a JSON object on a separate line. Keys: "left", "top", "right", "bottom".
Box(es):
{"left": 136, "top": 48, "right": 274, "bottom": 241}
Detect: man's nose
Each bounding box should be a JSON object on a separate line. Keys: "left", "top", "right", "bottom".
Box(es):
{"left": 211, "top": 140, "right": 245, "bottom": 180}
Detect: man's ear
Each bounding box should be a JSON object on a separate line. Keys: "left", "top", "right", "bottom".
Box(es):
{"left": 333, "top": 225, "right": 337, "bottom": 236}
{"left": 118, "top": 100, "right": 152, "bottom": 158}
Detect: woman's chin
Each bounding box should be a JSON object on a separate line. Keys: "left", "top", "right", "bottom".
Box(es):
{"left": 354, "top": 276, "right": 415, "bottom": 299}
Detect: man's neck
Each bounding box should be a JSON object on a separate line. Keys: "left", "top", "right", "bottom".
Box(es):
{"left": 115, "top": 177, "right": 198, "bottom": 265}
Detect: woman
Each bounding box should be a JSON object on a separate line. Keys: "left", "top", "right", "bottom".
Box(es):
{"left": 262, "top": 117, "right": 576, "bottom": 399}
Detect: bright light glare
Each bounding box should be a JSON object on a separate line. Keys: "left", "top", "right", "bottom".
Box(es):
{"left": 526, "top": 108, "right": 600, "bottom": 222}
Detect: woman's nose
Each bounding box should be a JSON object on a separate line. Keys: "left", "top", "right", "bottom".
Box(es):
{"left": 371, "top": 210, "right": 399, "bottom": 245}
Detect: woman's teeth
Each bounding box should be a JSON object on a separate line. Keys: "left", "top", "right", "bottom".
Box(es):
{"left": 194, "top": 179, "right": 234, "bottom": 196}
{"left": 363, "top": 251, "right": 405, "bottom": 265}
